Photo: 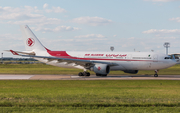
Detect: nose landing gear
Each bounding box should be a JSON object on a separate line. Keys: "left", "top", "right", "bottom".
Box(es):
{"left": 154, "top": 70, "right": 159, "bottom": 77}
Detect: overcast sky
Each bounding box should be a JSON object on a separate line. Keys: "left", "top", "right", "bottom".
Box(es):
{"left": 1, "top": 0, "right": 180, "bottom": 57}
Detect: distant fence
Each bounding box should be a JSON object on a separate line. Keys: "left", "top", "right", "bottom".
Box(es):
{"left": 0, "top": 58, "right": 44, "bottom": 64}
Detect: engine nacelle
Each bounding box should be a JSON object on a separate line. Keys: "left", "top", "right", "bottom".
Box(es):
{"left": 124, "top": 70, "right": 138, "bottom": 74}
{"left": 90, "top": 64, "right": 110, "bottom": 75}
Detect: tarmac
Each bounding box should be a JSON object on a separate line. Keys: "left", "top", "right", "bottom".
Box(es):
{"left": 0, "top": 74, "right": 180, "bottom": 80}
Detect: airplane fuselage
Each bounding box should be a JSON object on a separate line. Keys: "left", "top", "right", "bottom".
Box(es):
{"left": 35, "top": 51, "right": 176, "bottom": 71}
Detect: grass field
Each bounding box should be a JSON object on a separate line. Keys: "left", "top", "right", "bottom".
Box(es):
{"left": 0, "top": 63, "right": 180, "bottom": 75}
{"left": 0, "top": 80, "right": 180, "bottom": 112}
{"left": 0, "top": 64, "right": 180, "bottom": 112}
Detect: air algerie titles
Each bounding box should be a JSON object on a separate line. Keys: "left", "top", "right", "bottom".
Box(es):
{"left": 84, "top": 54, "right": 127, "bottom": 57}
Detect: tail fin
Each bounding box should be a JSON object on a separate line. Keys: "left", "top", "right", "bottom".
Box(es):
{"left": 20, "top": 25, "right": 47, "bottom": 52}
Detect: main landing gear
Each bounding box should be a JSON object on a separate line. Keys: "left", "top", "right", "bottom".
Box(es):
{"left": 78, "top": 72, "right": 90, "bottom": 76}
{"left": 78, "top": 72, "right": 107, "bottom": 77}
{"left": 154, "top": 70, "right": 158, "bottom": 77}
{"left": 96, "top": 73, "right": 107, "bottom": 77}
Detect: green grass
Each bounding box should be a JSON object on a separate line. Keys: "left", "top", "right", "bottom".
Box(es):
{"left": 0, "top": 64, "right": 81, "bottom": 75}
{"left": 0, "top": 64, "right": 180, "bottom": 112}
{"left": 0, "top": 64, "right": 180, "bottom": 75}
{"left": 0, "top": 107, "right": 180, "bottom": 113}
{"left": 0, "top": 80, "right": 180, "bottom": 112}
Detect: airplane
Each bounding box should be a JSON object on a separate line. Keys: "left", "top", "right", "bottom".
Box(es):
{"left": 7, "top": 25, "right": 177, "bottom": 77}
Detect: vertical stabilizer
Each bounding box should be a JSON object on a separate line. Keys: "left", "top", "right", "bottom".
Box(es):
{"left": 20, "top": 25, "right": 46, "bottom": 52}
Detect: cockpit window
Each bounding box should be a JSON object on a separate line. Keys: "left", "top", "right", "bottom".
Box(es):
{"left": 164, "top": 57, "right": 171, "bottom": 59}
{"left": 164, "top": 55, "right": 174, "bottom": 59}
{"left": 170, "top": 55, "right": 174, "bottom": 59}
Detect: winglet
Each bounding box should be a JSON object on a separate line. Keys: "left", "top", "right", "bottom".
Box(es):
{"left": 10, "top": 50, "right": 19, "bottom": 55}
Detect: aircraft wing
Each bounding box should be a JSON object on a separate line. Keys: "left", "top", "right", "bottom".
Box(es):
{"left": 8, "top": 50, "right": 118, "bottom": 68}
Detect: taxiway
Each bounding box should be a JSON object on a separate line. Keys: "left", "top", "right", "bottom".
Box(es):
{"left": 0, "top": 74, "right": 180, "bottom": 80}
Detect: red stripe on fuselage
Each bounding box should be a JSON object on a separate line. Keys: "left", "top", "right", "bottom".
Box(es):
{"left": 47, "top": 51, "right": 77, "bottom": 59}
{"left": 47, "top": 50, "right": 154, "bottom": 62}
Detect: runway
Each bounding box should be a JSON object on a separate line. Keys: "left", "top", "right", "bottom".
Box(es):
{"left": 0, "top": 74, "right": 180, "bottom": 80}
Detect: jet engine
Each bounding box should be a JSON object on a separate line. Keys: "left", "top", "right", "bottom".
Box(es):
{"left": 124, "top": 70, "right": 138, "bottom": 74}
{"left": 90, "top": 64, "right": 110, "bottom": 75}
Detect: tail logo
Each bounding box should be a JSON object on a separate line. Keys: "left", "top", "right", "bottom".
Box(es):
{"left": 27, "top": 38, "right": 35, "bottom": 47}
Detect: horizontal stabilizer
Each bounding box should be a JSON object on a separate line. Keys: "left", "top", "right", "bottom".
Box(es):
{"left": 9, "top": 50, "right": 19, "bottom": 55}
{"left": 5, "top": 50, "right": 35, "bottom": 56}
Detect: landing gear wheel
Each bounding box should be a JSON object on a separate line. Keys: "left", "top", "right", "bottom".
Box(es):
{"left": 154, "top": 74, "right": 158, "bottom": 77}
{"left": 101, "top": 74, "right": 107, "bottom": 77}
{"left": 83, "top": 72, "right": 90, "bottom": 76}
{"left": 79, "top": 72, "right": 90, "bottom": 76}
{"left": 96, "top": 73, "right": 107, "bottom": 77}
{"left": 86, "top": 72, "right": 90, "bottom": 76}
{"left": 96, "top": 73, "right": 101, "bottom": 76}
{"left": 83, "top": 72, "right": 87, "bottom": 76}
{"left": 78, "top": 72, "right": 84, "bottom": 76}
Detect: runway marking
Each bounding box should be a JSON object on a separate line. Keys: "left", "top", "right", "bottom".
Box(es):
{"left": 0, "top": 75, "right": 34, "bottom": 80}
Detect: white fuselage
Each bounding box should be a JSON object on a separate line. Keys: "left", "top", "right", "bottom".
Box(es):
{"left": 35, "top": 51, "right": 177, "bottom": 71}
